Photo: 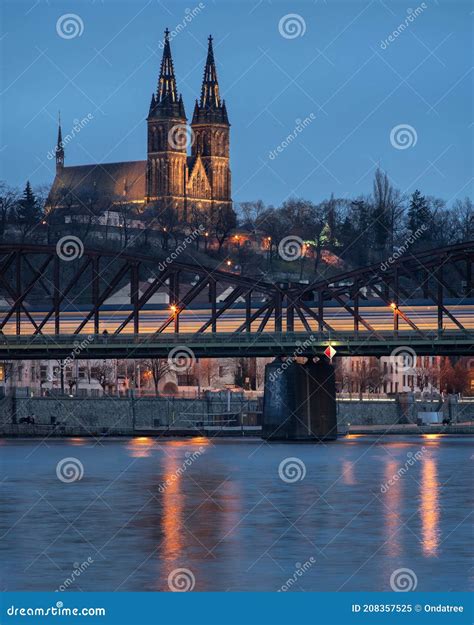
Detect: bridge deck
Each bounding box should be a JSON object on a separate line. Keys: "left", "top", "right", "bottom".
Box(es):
{"left": 0, "top": 331, "right": 472, "bottom": 359}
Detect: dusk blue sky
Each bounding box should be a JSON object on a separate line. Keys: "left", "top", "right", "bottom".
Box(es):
{"left": 1, "top": 0, "right": 472, "bottom": 207}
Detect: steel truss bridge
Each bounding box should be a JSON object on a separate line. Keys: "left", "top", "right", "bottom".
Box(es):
{"left": 0, "top": 242, "right": 473, "bottom": 360}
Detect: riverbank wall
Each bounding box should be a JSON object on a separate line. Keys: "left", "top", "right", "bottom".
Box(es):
{"left": 0, "top": 395, "right": 473, "bottom": 437}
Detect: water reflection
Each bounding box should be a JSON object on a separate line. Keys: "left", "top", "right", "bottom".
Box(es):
{"left": 383, "top": 461, "right": 402, "bottom": 557}
{"left": 67, "top": 437, "right": 88, "bottom": 446}
{"left": 126, "top": 437, "right": 154, "bottom": 458}
{"left": 341, "top": 460, "right": 356, "bottom": 485}
{"left": 0, "top": 436, "right": 469, "bottom": 592}
{"left": 161, "top": 453, "right": 185, "bottom": 565}
{"left": 420, "top": 457, "right": 440, "bottom": 557}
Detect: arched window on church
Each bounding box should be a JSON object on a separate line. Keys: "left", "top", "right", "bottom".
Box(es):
{"left": 216, "top": 131, "right": 224, "bottom": 156}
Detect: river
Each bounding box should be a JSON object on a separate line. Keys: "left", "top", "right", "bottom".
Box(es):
{"left": 0, "top": 435, "right": 472, "bottom": 592}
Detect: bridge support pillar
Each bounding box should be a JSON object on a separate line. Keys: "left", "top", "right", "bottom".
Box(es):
{"left": 261, "top": 358, "right": 337, "bottom": 441}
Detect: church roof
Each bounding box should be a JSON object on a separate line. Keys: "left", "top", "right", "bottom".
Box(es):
{"left": 48, "top": 160, "right": 146, "bottom": 206}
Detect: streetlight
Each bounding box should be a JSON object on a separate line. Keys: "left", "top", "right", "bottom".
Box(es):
{"left": 390, "top": 302, "right": 399, "bottom": 335}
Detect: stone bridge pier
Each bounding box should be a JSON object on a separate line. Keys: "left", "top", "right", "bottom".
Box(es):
{"left": 262, "top": 358, "right": 337, "bottom": 441}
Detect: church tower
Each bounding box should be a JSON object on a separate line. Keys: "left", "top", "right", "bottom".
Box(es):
{"left": 147, "top": 29, "right": 187, "bottom": 214}
{"left": 190, "top": 35, "right": 231, "bottom": 211}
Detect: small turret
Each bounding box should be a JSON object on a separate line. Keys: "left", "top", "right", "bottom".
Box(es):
{"left": 56, "top": 113, "right": 64, "bottom": 172}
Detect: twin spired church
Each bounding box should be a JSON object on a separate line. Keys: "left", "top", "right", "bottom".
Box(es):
{"left": 49, "top": 30, "right": 232, "bottom": 219}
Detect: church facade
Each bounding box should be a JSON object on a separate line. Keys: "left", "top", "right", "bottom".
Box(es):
{"left": 49, "top": 30, "right": 232, "bottom": 220}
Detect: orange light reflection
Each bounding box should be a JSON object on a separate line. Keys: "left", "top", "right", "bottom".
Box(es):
{"left": 420, "top": 457, "right": 440, "bottom": 557}
{"left": 383, "top": 460, "right": 402, "bottom": 557}
{"left": 67, "top": 437, "right": 87, "bottom": 446}
{"left": 161, "top": 454, "right": 184, "bottom": 564}
{"left": 126, "top": 436, "right": 154, "bottom": 458}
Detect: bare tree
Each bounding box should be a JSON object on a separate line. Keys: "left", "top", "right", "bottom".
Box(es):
{"left": 0, "top": 182, "right": 19, "bottom": 239}
{"left": 210, "top": 203, "right": 237, "bottom": 253}
{"left": 144, "top": 358, "right": 171, "bottom": 395}
{"left": 372, "top": 168, "right": 404, "bottom": 259}
{"left": 91, "top": 361, "right": 115, "bottom": 392}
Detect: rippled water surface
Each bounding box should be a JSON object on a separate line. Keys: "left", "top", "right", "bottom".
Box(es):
{"left": 0, "top": 435, "right": 472, "bottom": 591}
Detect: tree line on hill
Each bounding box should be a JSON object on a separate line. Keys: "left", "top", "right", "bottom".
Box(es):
{"left": 0, "top": 167, "right": 472, "bottom": 279}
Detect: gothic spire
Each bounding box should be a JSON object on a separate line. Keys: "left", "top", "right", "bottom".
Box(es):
{"left": 56, "top": 112, "right": 64, "bottom": 172}
{"left": 200, "top": 35, "right": 220, "bottom": 109}
{"left": 192, "top": 35, "right": 229, "bottom": 125}
{"left": 150, "top": 29, "right": 186, "bottom": 119}
{"left": 157, "top": 29, "right": 178, "bottom": 104}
